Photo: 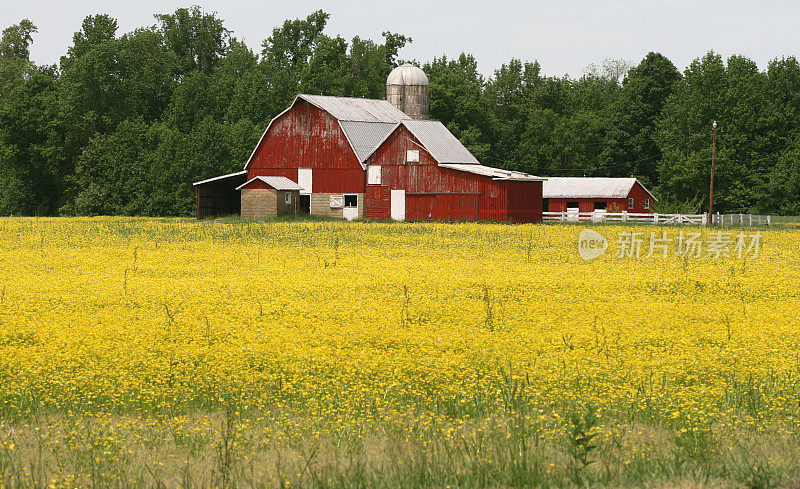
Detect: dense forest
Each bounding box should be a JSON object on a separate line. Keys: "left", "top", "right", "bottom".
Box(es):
{"left": 1, "top": 8, "right": 799, "bottom": 216}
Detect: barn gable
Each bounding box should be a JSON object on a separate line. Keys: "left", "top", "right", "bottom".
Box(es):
{"left": 244, "top": 94, "right": 409, "bottom": 171}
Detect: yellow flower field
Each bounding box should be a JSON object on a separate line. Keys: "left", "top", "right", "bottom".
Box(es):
{"left": 1, "top": 217, "right": 799, "bottom": 488}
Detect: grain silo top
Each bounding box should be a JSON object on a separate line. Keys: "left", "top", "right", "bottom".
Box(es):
{"left": 387, "top": 64, "right": 429, "bottom": 86}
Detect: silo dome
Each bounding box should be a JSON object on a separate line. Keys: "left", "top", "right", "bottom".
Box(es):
{"left": 386, "top": 64, "right": 429, "bottom": 120}
{"left": 387, "top": 64, "right": 429, "bottom": 86}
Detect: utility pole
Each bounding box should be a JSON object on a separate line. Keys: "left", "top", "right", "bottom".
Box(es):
{"left": 708, "top": 121, "right": 717, "bottom": 224}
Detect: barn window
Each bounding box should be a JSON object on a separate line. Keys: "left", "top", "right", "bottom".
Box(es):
{"left": 406, "top": 149, "right": 419, "bottom": 163}
{"left": 628, "top": 198, "right": 634, "bottom": 209}
{"left": 567, "top": 202, "right": 579, "bottom": 209}
{"left": 644, "top": 198, "right": 650, "bottom": 209}
{"left": 285, "top": 193, "right": 292, "bottom": 204}
{"left": 344, "top": 194, "right": 358, "bottom": 208}
{"left": 367, "top": 165, "right": 381, "bottom": 185}
{"left": 329, "top": 194, "right": 344, "bottom": 208}
{"left": 593, "top": 202, "right": 606, "bottom": 210}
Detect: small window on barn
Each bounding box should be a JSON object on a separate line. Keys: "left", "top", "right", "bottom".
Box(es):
{"left": 406, "top": 149, "right": 419, "bottom": 163}
{"left": 367, "top": 165, "right": 381, "bottom": 185}
{"left": 628, "top": 198, "right": 634, "bottom": 209}
{"left": 344, "top": 194, "right": 358, "bottom": 208}
{"left": 567, "top": 202, "right": 579, "bottom": 209}
{"left": 594, "top": 202, "right": 606, "bottom": 210}
{"left": 285, "top": 193, "right": 292, "bottom": 204}
{"left": 644, "top": 198, "right": 650, "bottom": 209}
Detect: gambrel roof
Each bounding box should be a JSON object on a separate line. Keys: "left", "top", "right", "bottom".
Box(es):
{"left": 542, "top": 177, "right": 657, "bottom": 201}
{"left": 299, "top": 94, "right": 409, "bottom": 123}
{"left": 244, "top": 94, "right": 410, "bottom": 170}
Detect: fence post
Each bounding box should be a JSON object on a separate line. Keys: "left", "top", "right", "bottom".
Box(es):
{"left": 767, "top": 215, "right": 771, "bottom": 226}
{"left": 622, "top": 211, "right": 628, "bottom": 222}
{"left": 702, "top": 214, "right": 708, "bottom": 226}
{"left": 749, "top": 214, "right": 752, "bottom": 226}
{"left": 654, "top": 213, "right": 659, "bottom": 224}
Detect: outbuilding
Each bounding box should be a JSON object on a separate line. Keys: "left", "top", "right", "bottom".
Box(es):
{"left": 542, "top": 177, "right": 657, "bottom": 214}
{"left": 236, "top": 176, "right": 303, "bottom": 219}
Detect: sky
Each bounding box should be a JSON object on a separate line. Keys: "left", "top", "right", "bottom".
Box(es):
{"left": 4, "top": 0, "right": 800, "bottom": 78}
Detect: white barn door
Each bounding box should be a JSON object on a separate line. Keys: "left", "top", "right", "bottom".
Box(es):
{"left": 298, "top": 168, "right": 312, "bottom": 194}
{"left": 390, "top": 189, "right": 405, "bottom": 221}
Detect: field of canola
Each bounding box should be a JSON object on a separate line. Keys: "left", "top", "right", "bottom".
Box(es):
{"left": 1, "top": 217, "right": 800, "bottom": 488}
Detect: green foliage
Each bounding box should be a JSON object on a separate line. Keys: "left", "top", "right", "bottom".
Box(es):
{"left": 566, "top": 404, "right": 599, "bottom": 476}
{"left": 1, "top": 9, "right": 799, "bottom": 216}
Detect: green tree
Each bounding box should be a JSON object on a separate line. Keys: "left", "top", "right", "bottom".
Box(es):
{"left": 601, "top": 52, "right": 681, "bottom": 185}
{"left": 155, "top": 6, "right": 231, "bottom": 75}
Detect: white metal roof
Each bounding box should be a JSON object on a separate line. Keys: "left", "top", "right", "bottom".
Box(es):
{"left": 387, "top": 64, "right": 429, "bottom": 86}
{"left": 542, "top": 177, "right": 657, "bottom": 201}
{"left": 299, "top": 94, "right": 410, "bottom": 123}
{"left": 339, "top": 121, "right": 398, "bottom": 162}
{"left": 402, "top": 120, "right": 480, "bottom": 165}
{"left": 192, "top": 171, "right": 247, "bottom": 186}
{"left": 440, "top": 164, "right": 544, "bottom": 182}
{"left": 236, "top": 176, "right": 304, "bottom": 191}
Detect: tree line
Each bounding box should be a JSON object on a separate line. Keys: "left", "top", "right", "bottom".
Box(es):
{"left": 1, "top": 8, "right": 799, "bottom": 216}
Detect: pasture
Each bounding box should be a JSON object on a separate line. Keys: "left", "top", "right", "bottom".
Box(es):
{"left": 1, "top": 218, "right": 799, "bottom": 488}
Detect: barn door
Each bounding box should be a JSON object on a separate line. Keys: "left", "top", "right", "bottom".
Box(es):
{"left": 298, "top": 168, "right": 312, "bottom": 194}
{"left": 390, "top": 189, "right": 405, "bottom": 221}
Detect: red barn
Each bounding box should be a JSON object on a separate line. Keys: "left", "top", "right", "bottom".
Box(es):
{"left": 542, "top": 177, "right": 657, "bottom": 214}
{"left": 363, "top": 120, "right": 542, "bottom": 222}
{"left": 193, "top": 65, "right": 544, "bottom": 222}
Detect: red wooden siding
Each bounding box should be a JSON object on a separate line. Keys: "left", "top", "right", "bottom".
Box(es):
{"left": 507, "top": 180, "right": 543, "bottom": 223}
{"left": 546, "top": 181, "right": 654, "bottom": 213}
{"left": 365, "top": 126, "right": 542, "bottom": 222}
{"left": 247, "top": 99, "right": 365, "bottom": 194}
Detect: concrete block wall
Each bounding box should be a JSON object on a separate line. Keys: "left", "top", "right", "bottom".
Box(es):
{"left": 241, "top": 188, "right": 277, "bottom": 220}
{"left": 310, "top": 193, "right": 365, "bottom": 219}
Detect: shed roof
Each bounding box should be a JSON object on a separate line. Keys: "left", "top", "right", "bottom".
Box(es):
{"left": 440, "top": 164, "right": 544, "bottom": 182}
{"left": 236, "top": 176, "right": 304, "bottom": 191}
{"left": 402, "top": 120, "right": 480, "bottom": 165}
{"left": 299, "top": 94, "right": 409, "bottom": 123}
{"left": 542, "top": 177, "right": 657, "bottom": 201}
{"left": 192, "top": 171, "right": 247, "bottom": 186}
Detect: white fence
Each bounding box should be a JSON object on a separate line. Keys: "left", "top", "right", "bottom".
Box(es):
{"left": 543, "top": 211, "right": 707, "bottom": 225}
{"left": 712, "top": 213, "right": 771, "bottom": 226}
{"left": 543, "top": 211, "right": 772, "bottom": 226}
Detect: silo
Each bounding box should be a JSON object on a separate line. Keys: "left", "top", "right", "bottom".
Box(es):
{"left": 386, "top": 64, "right": 429, "bottom": 120}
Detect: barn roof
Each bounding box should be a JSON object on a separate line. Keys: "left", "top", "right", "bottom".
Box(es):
{"left": 542, "top": 177, "right": 657, "bottom": 201}
{"left": 339, "top": 121, "right": 399, "bottom": 162}
{"left": 402, "top": 120, "right": 480, "bottom": 165}
{"left": 440, "top": 164, "right": 544, "bottom": 182}
{"left": 243, "top": 94, "right": 411, "bottom": 171}
{"left": 236, "top": 176, "right": 304, "bottom": 191}
{"left": 299, "top": 94, "right": 410, "bottom": 123}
